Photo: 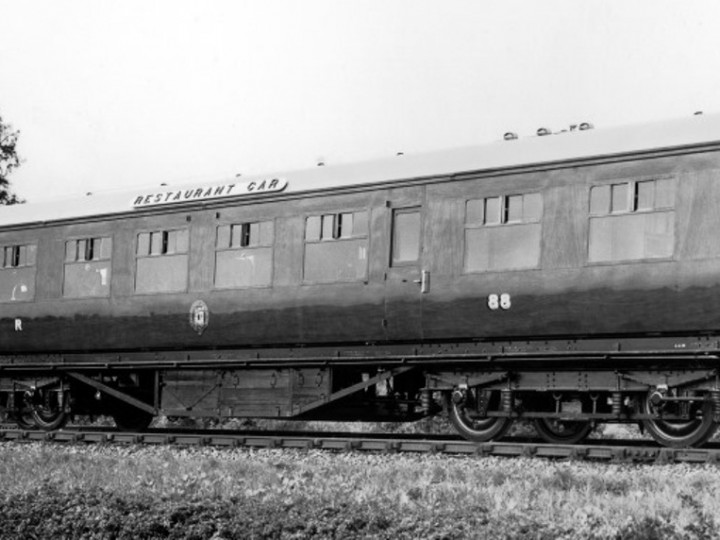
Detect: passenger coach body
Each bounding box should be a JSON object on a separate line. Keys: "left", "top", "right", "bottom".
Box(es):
{"left": 3, "top": 114, "right": 720, "bottom": 447}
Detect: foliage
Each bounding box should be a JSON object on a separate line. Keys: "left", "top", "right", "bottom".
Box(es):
{"left": 1, "top": 442, "right": 719, "bottom": 539}
{"left": 0, "top": 114, "right": 23, "bottom": 205}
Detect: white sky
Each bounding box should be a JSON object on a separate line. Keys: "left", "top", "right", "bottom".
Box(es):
{"left": 2, "top": 1, "right": 720, "bottom": 202}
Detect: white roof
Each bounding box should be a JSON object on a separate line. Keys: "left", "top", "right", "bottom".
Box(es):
{"left": 2, "top": 113, "right": 720, "bottom": 228}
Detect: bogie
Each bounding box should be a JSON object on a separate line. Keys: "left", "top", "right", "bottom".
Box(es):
{"left": 446, "top": 389, "right": 513, "bottom": 442}
{"left": 640, "top": 391, "right": 717, "bottom": 448}
{"left": 29, "top": 387, "right": 68, "bottom": 431}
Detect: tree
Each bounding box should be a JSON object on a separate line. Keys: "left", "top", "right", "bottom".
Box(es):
{"left": 0, "top": 114, "right": 23, "bottom": 204}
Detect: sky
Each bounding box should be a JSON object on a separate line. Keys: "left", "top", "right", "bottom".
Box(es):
{"left": 2, "top": 1, "right": 720, "bottom": 203}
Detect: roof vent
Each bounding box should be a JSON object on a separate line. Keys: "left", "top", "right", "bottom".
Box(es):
{"left": 503, "top": 132, "right": 518, "bottom": 141}
{"left": 396, "top": 151, "right": 404, "bottom": 156}
{"left": 579, "top": 122, "right": 594, "bottom": 131}
{"left": 694, "top": 111, "right": 704, "bottom": 116}
{"left": 536, "top": 127, "right": 551, "bottom": 136}
{"left": 317, "top": 161, "right": 325, "bottom": 167}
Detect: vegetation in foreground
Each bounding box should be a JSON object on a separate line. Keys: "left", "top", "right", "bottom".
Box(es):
{"left": 0, "top": 442, "right": 719, "bottom": 539}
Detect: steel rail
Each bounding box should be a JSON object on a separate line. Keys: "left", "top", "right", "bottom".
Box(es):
{"left": 1, "top": 428, "right": 719, "bottom": 464}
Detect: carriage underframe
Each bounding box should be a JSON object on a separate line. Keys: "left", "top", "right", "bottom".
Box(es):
{"left": 3, "top": 334, "right": 719, "bottom": 449}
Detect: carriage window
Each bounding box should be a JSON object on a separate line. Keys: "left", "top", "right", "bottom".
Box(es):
{"left": 63, "top": 237, "right": 112, "bottom": 298}
{"left": 2, "top": 244, "right": 36, "bottom": 268}
{"left": 215, "top": 221, "right": 274, "bottom": 288}
{"left": 135, "top": 229, "right": 189, "bottom": 293}
{"left": 483, "top": 197, "right": 502, "bottom": 225}
{"left": 611, "top": 183, "right": 630, "bottom": 213}
{"left": 304, "top": 210, "right": 368, "bottom": 282}
{"left": 589, "top": 178, "right": 676, "bottom": 262}
{"left": 464, "top": 193, "right": 542, "bottom": 272}
{"left": 0, "top": 243, "right": 36, "bottom": 302}
{"left": 636, "top": 181, "right": 654, "bottom": 210}
{"left": 137, "top": 229, "right": 189, "bottom": 256}
{"left": 391, "top": 208, "right": 421, "bottom": 265}
{"left": 305, "top": 212, "right": 368, "bottom": 242}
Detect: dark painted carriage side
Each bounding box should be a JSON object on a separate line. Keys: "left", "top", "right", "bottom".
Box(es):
{"left": 424, "top": 149, "right": 720, "bottom": 341}
{"left": 2, "top": 114, "right": 720, "bottom": 446}
{"left": 3, "top": 143, "right": 720, "bottom": 351}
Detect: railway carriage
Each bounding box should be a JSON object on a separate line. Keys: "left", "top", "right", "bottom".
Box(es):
{"left": 3, "top": 114, "right": 720, "bottom": 447}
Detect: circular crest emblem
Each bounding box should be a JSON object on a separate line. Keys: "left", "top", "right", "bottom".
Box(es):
{"left": 189, "top": 300, "right": 210, "bottom": 335}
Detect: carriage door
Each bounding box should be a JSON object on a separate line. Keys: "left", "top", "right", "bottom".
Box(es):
{"left": 383, "top": 189, "right": 427, "bottom": 340}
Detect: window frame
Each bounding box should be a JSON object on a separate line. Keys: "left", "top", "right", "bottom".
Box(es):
{"left": 62, "top": 236, "right": 113, "bottom": 298}
{"left": 0, "top": 241, "right": 38, "bottom": 303}
{"left": 465, "top": 192, "right": 543, "bottom": 229}
{"left": 134, "top": 227, "right": 190, "bottom": 294}
{"left": 589, "top": 177, "right": 676, "bottom": 218}
{"left": 390, "top": 206, "right": 422, "bottom": 267}
{"left": 136, "top": 228, "right": 190, "bottom": 258}
{"left": 587, "top": 176, "right": 677, "bottom": 265}
{"left": 1, "top": 243, "right": 37, "bottom": 269}
{"left": 64, "top": 236, "right": 113, "bottom": 264}
{"left": 303, "top": 208, "right": 370, "bottom": 284}
{"left": 214, "top": 219, "right": 275, "bottom": 290}
{"left": 462, "top": 192, "right": 543, "bottom": 274}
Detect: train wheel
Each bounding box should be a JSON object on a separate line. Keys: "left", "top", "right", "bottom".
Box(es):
{"left": 112, "top": 407, "right": 153, "bottom": 431}
{"left": 32, "top": 409, "right": 67, "bottom": 430}
{"left": 446, "top": 391, "right": 512, "bottom": 442}
{"left": 641, "top": 392, "right": 717, "bottom": 448}
{"left": 31, "top": 403, "right": 68, "bottom": 430}
{"left": 533, "top": 418, "right": 593, "bottom": 444}
{"left": 14, "top": 412, "right": 36, "bottom": 429}
{"left": 28, "top": 388, "right": 68, "bottom": 431}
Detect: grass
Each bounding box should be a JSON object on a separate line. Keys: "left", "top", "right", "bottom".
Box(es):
{"left": 1, "top": 441, "right": 719, "bottom": 539}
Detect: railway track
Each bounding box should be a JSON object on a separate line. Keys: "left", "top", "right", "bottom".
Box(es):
{"left": 2, "top": 426, "right": 720, "bottom": 464}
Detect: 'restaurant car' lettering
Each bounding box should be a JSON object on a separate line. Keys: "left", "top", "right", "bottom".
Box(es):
{"left": 248, "top": 178, "right": 281, "bottom": 192}
{"left": 131, "top": 178, "right": 288, "bottom": 208}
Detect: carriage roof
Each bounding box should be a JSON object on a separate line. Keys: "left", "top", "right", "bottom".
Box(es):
{"left": 2, "top": 113, "right": 720, "bottom": 227}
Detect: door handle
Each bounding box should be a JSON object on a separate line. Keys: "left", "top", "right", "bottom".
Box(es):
{"left": 413, "top": 270, "right": 430, "bottom": 294}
